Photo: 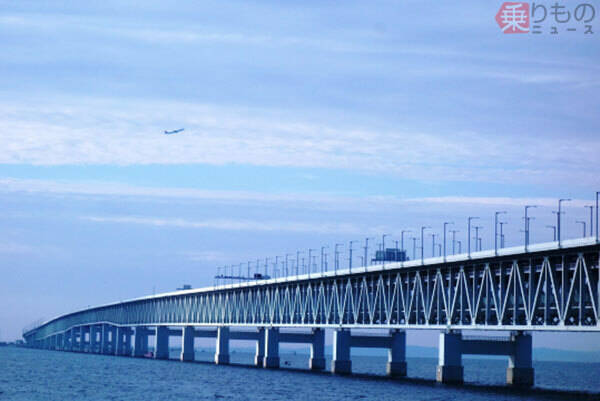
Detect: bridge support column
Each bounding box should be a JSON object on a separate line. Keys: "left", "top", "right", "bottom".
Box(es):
{"left": 263, "top": 328, "right": 280, "bottom": 369}
{"left": 436, "top": 331, "right": 534, "bottom": 386}
{"left": 507, "top": 333, "right": 534, "bottom": 386}
{"left": 254, "top": 327, "right": 265, "bottom": 367}
{"left": 90, "top": 326, "right": 99, "bottom": 353}
{"left": 387, "top": 330, "right": 407, "bottom": 377}
{"left": 75, "top": 327, "right": 83, "bottom": 352}
{"left": 115, "top": 327, "right": 127, "bottom": 356}
{"left": 101, "top": 324, "right": 110, "bottom": 354}
{"left": 68, "top": 329, "right": 75, "bottom": 351}
{"left": 134, "top": 327, "right": 149, "bottom": 357}
{"left": 180, "top": 326, "right": 195, "bottom": 362}
{"left": 309, "top": 328, "right": 326, "bottom": 371}
{"left": 215, "top": 327, "right": 230, "bottom": 365}
{"left": 82, "top": 326, "right": 91, "bottom": 352}
{"left": 124, "top": 328, "right": 132, "bottom": 356}
{"left": 331, "top": 329, "right": 351, "bottom": 374}
{"left": 155, "top": 326, "right": 170, "bottom": 360}
{"left": 436, "top": 331, "right": 463, "bottom": 384}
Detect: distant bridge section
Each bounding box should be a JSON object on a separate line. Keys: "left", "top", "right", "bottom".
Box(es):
{"left": 22, "top": 238, "right": 600, "bottom": 387}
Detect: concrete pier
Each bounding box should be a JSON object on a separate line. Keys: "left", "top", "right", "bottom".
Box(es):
{"left": 386, "top": 330, "right": 407, "bottom": 377}
{"left": 90, "top": 325, "right": 99, "bottom": 353}
{"left": 134, "top": 326, "right": 149, "bottom": 357}
{"left": 332, "top": 329, "right": 406, "bottom": 376}
{"left": 436, "top": 331, "right": 463, "bottom": 383}
{"left": 254, "top": 327, "right": 265, "bottom": 367}
{"left": 507, "top": 333, "right": 534, "bottom": 386}
{"left": 101, "top": 324, "right": 110, "bottom": 354}
{"left": 436, "top": 331, "right": 534, "bottom": 386}
{"left": 155, "top": 326, "right": 170, "bottom": 359}
{"left": 263, "top": 328, "right": 280, "bottom": 368}
{"left": 180, "top": 326, "right": 195, "bottom": 362}
{"left": 115, "top": 327, "right": 126, "bottom": 356}
{"left": 124, "top": 328, "right": 132, "bottom": 355}
{"left": 331, "top": 329, "right": 352, "bottom": 374}
{"left": 74, "top": 327, "right": 82, "bottom": 352}
{"left": 309, "top": 328, "right": 326, "bottom": 371}
{"left": 215, "top": 327, "right": 230, "bottom": 365}
{"left": 83, "top": 326, "right": 92, "bottom": 352}
{"left": 69, "top": 329, "right": 75, "bottom": 351}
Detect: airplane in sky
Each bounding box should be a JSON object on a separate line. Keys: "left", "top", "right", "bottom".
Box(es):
{"left": 164, "top": 128, "right": 185, "bottom": 135}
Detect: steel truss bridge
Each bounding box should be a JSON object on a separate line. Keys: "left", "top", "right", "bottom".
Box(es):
{"left": 23, "top": 238, "right": 600, "bottom": 387}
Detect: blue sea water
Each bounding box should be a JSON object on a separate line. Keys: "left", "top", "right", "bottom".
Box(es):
{"left": 1, "top": 347, "right": 599, "bottom": 400}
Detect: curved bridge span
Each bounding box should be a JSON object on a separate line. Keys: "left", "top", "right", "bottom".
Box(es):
{"left": 23, "top": 238, "right": 600, "bottom": 387}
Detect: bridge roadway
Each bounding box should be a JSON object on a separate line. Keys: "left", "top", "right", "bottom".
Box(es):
{"left": 23, "top": 238, "right": 600, "bottom": 386}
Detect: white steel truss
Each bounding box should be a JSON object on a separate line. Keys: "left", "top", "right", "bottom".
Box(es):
{"left": 24, "top": 244, "right": 600, "bottom": 342}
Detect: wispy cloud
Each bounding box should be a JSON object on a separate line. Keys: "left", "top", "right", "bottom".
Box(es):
{"left": 83, "top": 215, "right": 363, "bottom": 235}
{"left": 1, "top": 177, "right": 594, "bottom": 212}
{"left": 1, "top": 97, "right": 598, "bottom": 186}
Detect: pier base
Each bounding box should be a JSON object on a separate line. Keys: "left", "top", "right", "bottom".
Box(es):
{"left": 331, "top": 329, "right": 352, "bottom": 374}
{"left": 436, "top": 331, "right": 463, "bottom": 384}
{"left": 215, "top": 327, "right": 230, "bottom": 365}
{"left": 263, "top": 328, "right": 280, "bottom": 369}
{"left": 436, "top": 331, "right": 534, "bottom": 386}
{"left": 506, "top": 333, "right": 534, "bottom": 386}
{"left": 180, "top": 326, "right": 195, "bottom": 362}
{"left": 309, "top": 328, "right": 326, "bottom": 371}
{"left": 133, "top": 326, "right": 149, "bottom": 357}
{"left": 155, "top": 326, "right": 170, "bottom": 360}
{"left": 254, "top": 327, "right": 265, "bottom": 366}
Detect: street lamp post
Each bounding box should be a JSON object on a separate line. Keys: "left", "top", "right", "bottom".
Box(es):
{"left": 430, "top": 233, "right": 437, "bottom": 258}
{"left": 273, "top": 257, "right": 280, "bottom": 279}
{"left": 495, "top": 211, "right": 507, "bottom": 256}
{"left": 335, "top": 243, "right": 343, "bottom": 273}
{"left": 499, "top": 222, "right": 507, "bottom": 248}
{"left": 401, "top": 230, "right": 411, "bottom": 262}
{"left": 457, "top": 240, "right": 462, "bottom": 254}
{"left": 443, "top": 222, "right": 453, "bottom": 261}
{"left": 576, "top": 221, "right": 586, "bottom": 238}
{"left": 320, "top": 246, "right": 328, "bottom": 273}
{"left": 363, "top": 237, "right": 374, "bottom": 271}
{"left": 558, "top": 198, "right": 571, "bottom": 247}
{"left": 421, "top": 226, "right": 431, "bottom": 264}
{"left": 285, "top": 255, "right": 291, "bottom": 277}
{"left": 450, "top": 230, "right": 459, "bottom": 254}
{"left": 468, "top": 217, "right": 479, "bottom": 258}
{"left": 295, "top": 251, "right": 303, "bottom": 275}
{"left": 546, "top": 225, "right": 557, "bottom": 241}
{"left": 524, "top": 205, "right": 537, "bottom": 252}
{"left": 349, "top": 240, "right": 357, "bottom": 269}
{"left": 307, "top": 249, "right": 315, "bottom": 278}
{"left": 473, "top": 226, "right": 483, "bottom": 252}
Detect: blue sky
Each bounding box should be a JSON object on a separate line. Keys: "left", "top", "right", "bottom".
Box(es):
{"left": 1, "top": 1, "right": 599, "bottom": 349}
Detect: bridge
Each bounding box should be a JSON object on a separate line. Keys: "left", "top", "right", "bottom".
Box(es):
{"left": 23, "top": 237, "right": 600, "bottom": 387}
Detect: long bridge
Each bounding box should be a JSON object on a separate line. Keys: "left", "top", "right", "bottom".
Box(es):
{"left": 23, "top": 237, "right": 600, "bottom": 387}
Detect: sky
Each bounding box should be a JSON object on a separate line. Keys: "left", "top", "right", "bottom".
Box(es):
{"left": 1, "top": 0, "right": 599, "bottom": 350}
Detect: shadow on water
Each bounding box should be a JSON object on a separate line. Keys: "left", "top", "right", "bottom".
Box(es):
{"left": 147, "top": 356, "right": 600, "bottom": 401}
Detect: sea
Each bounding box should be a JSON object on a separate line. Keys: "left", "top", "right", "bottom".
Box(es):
{"left": 1, "top": 346, "right": 599, "bottom": 401}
